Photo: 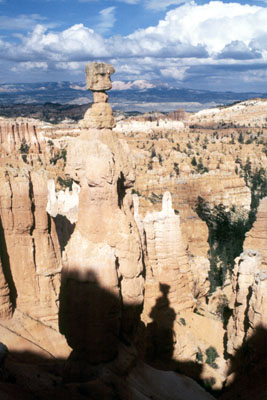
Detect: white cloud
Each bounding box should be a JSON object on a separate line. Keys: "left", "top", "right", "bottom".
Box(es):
{"left": 55, "top": 61, "right": 83, "bottom": 70}
{"left": 2, "top": 2, "right": 266, "bottom": 62}
{"left": 127, "top": 1, "right": 266, "bottom": 55}
{"left": 95, "top": 7, "right": 116, "bottom": 34}
{"left": 160, "top": 66, "right": 188, "bottom": 80}
{"left": 1, "top": 1, "right": 267, "bottom": 91}
{"left": 144, "top": 0, "right": 189, "bottom": 11}
{"left": 13, "top": 24, "right": 108, "bottom": 60}
{"left": 218, "top": 40, "right": 262, "bottom": 60}
{"left": 11, "top": 62, "right": 48, "bottom": 72}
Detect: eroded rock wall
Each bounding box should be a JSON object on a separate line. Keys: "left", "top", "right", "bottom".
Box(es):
{"left": 0, "top": 168, "right": 62, "bottom": 327}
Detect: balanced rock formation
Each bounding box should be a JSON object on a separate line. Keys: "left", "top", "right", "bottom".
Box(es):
{"left": 81, "top": 62, "right": 115, "bottom": 130}
{"left": 61, "top": 62, "right": 144, "bottom": 363}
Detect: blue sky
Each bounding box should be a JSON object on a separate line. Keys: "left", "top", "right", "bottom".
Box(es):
{"left": 0, "top": 0, "right": 267, "bottom": 92}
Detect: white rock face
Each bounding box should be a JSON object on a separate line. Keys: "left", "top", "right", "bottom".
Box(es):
{"left": 46, "top": 179, "right": 80, "bottom": 224}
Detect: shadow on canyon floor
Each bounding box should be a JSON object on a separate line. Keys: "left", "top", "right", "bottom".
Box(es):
{"left": 0, "top": 217, "right": 17, "bottom": 309}
{"left": 1, "top": 271, "right": 266, "bottom": 399}
{"left": 140, "top": 283, "right": 204, "bottom": 380}
{"left": 218, "top": 324, "right": 267, "bottom": 400}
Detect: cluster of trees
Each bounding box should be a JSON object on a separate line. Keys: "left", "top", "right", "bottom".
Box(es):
{"left": 195, "top": 163, "right": 266, "bottom": 293}
{"left": 191, "top": 156, "right": 209, "bottom": 174}
{"left": 195, "top": 198, "right": 250, "bottom": 293}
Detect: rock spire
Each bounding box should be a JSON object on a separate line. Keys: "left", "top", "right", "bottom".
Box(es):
{"left": 62, "top": 63, "right": 144, "bottom": 362}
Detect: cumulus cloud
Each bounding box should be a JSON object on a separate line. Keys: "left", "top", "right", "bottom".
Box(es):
{"left": 1, "top": 1, "right": 267, "bottom": 90}
{"left": 7, "top": 2, "right": 263, "bottom": 62}
{"left": 218, "top": 40, "right": 262, "bottom": 60}
{"left": 12, "top": 24, "right": 108, "bottom": 61}
{"left": 127, "top": 1, "right": 266, "bottom": 55}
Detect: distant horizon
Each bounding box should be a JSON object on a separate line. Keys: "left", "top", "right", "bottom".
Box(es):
{"left": 1, "top": 80, "right": 266, "bottom": 113}
{"left": 0, "top": 1, "right": 267, "bottom": 92}
{"left": 1, "top": 80, "right": 267, "bottom": 95}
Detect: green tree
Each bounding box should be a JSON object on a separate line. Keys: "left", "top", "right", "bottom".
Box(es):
{"left": 205, "top": 347, "right": 219, "bottom": 369}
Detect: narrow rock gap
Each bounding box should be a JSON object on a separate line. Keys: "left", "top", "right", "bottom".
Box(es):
{"left": 32, "top": 237, "right": 37, "bottom": 275}
{"left": 117, "top": 172, "right": 126, "bottom": 209}
{"left": 115, "top": 256, "right": 123, "bottom": 307}
{"left": 243, "top": 285, "right": 253, "bottom": 343}
{"left": 29, "top": 174, "right": 35, "bottom": 236}
{"left": 47, "top": 212, "right": 51, "bottom": 235}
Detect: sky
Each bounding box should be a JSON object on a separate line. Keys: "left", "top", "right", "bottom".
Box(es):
{"left": 0, "top": 0, "right": 267, "bottom": 92}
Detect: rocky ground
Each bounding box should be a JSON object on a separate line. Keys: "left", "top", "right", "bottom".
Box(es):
{"left": 0, "top": 65, "right": 266, "bottom": 399}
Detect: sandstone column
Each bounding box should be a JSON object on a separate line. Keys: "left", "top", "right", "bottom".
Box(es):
{"left": 61, "top": 63, "right": 144, "bottom": 363}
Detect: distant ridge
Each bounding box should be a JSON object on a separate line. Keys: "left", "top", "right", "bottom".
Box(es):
{"left": 0, "top": 81, "right": 267, "bottom": 112}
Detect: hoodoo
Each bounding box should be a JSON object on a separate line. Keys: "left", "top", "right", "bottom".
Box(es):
{"left": 61, "top": 62, "right": 144, "bottom": 363}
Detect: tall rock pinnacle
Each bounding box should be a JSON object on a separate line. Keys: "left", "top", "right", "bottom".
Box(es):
{"left": 62, "top": 63, "right": 144, "bottom": 363}
{"left": 81, "top": 62, "right": 116, "bottom": 129}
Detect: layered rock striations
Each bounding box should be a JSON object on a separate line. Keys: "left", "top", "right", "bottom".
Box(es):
{"left": 0, "top": 118, "right": 42, "bottom": 160}
{"left": 0, "top": 168, "right": 62, "bottom": 325}
{"left": 0, "top": 165, "right": 71, "bottom": 362}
